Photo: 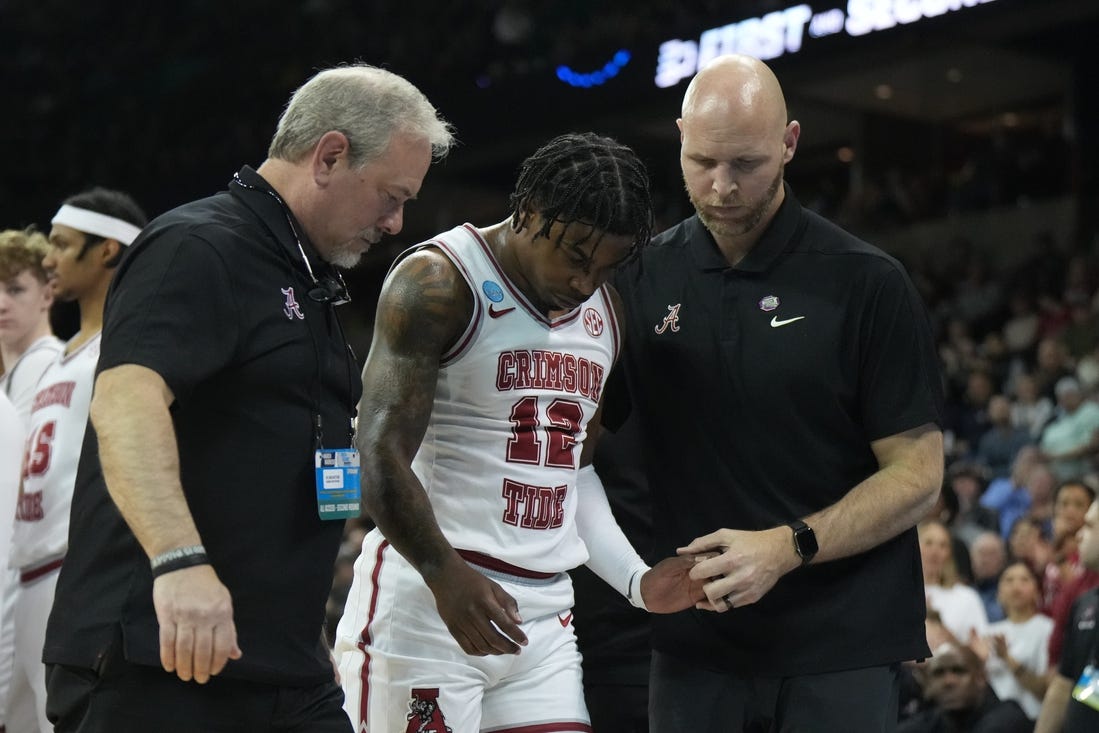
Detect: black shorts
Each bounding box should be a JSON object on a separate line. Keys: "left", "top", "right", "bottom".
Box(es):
{"left": 649, "top": 650, "right": 900, "bottom": 733}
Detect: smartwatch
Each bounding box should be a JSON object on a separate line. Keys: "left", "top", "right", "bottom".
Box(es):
{"left": 788, "top": 520, "right": 818, "bottom": 565}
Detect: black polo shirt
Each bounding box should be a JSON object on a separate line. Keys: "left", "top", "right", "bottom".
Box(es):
{"left": 44, "top": 166, "right": 362, "bottom": 686}
{"left": 1059, "top": 588, "right": 1099, "bottom": 732}
{"left": 609, "top": 185, "right": 943, "bottom": 676}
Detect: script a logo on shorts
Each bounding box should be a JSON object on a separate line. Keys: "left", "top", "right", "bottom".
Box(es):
{"left": 281, "top": 286, "right": 304, "bottom": 320}
{"left": 654, "top": 303, "right": 681, "bottom": 334}
{"left": 583, "top": 307, "right": 604, "bottom": 337}
{"left": 405, "top": 688, "right": 452, "bottom": 733}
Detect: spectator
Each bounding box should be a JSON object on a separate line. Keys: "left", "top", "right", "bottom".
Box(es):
{"left": 1043, "top": 479, "right": 1097, "bottom": 611}
{"left": 1031, "top": 337, "right": 1074, "bottom": 403}
{"left": 1010, "top": 373, "right": 1054, "bottom": 439}
{"left": 1022, "top": 463, "right": 1059, "bottom": 539}
{"left": 946, "top": 462, "right": 1000, "bottom": 547}
{"left": 975, "top": 394, "right": 1033, "bottom": 480}
{"left": 974, "top": 561, "right": 1053, "bottom": 720}
{"left": 921, "top": 519, "right": 990, "bottom": 644}
{"left": 1008, "top": 516, "right": 1054, "bottom": 583}
{"left": 981, "top": 446, "right": 1041, "bottom": 542}
{"left": 969, "top": 531, "right": 1008, "bottom": 623}
{"left": 1039, "top": 376, "right": 1099, "bottom": 482}
{"left": 898, "top": 641, "right": 1031, "bottom": 733}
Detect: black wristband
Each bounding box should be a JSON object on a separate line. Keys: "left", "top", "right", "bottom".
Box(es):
{"left": 150, "top": 545, "right": 209, "bottom": 578}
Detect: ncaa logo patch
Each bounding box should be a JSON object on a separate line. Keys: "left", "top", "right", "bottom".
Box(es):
{"left": 758, "top": 295, "right": 780, "bottom": 312}
{"left": 583, "top": 307, "right": 604, "bottom": 337}
{"left": 482, "top": 280, "right": 504, "bottom": 303}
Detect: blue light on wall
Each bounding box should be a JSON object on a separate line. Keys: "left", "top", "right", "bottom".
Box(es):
{"left": 556, "top": 49, "right": 631, "bottom": 88}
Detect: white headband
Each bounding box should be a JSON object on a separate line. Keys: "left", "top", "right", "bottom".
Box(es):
{"left": 51, "top": 204, "right": 142, "bottom": 246}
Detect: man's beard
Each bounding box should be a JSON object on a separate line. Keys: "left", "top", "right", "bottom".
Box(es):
{"left": 688, "top": 165, "right": 783, "bottom": 239}
{"left": 326, "top": 228, "right": 381, "bottom": 269}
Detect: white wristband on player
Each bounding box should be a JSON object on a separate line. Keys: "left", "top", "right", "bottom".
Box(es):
{"left": 575, "top": 465, "right": 651, "bottom": 612}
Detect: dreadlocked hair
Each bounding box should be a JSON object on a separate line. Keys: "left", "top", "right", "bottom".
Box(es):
{"left": 508, "top": 132, "right": 654, "bottom": 264}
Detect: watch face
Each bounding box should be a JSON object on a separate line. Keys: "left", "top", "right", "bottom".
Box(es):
{"left": 800, "top": 527, "right": 817, "bottom": 556}
{"left": 795, "top": 525, "right": 818, "bottom": 558}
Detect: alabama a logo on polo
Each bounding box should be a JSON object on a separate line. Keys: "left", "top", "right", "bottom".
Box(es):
{"left": 654, "top": 303, "right": 681, "bottom": 334}
{"left": 281, "top": 286, "right": 305, "bottom": 320}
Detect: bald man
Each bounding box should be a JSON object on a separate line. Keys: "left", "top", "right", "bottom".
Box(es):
{"left": 604, "top": 54, "right": 944, "bottom": 730}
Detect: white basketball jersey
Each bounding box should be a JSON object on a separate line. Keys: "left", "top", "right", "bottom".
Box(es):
{"left": 1, "top": 335, "right": 64, "bottom": 429}
{"left": 11, "top": 333, "right": 100, "bottom": 570}
{"left": 408, "top": 224, "right": 620, "bottom": 574}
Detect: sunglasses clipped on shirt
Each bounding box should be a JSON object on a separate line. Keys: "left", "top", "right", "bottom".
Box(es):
{"left": 309, "top": 275, "right": 351, "bottom": 306}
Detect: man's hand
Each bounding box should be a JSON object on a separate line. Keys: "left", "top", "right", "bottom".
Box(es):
{"left": 426, "top": 560, "right": 528, "bottom": 656}
{"left": 639, "top": 555, "right": 711, "bottom": 613}
{"left": 153, "top": 564, "right": 242, "bottom": 683}
{"left": 678, "top": 527, "right": 800, "bottom": 611}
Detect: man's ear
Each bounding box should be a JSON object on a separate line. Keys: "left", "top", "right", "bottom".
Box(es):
{"left": 312, "top": 130, "right": 352, "bottom": 186}
{"left": 100, "top": 238, "right": 125, "bottom": 267}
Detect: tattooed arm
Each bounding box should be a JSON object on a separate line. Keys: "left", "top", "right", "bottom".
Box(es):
{"left": 356, "top": 247, "right": 528, "bottom": 656}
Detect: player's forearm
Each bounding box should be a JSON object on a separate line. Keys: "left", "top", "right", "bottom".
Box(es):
{"left": 92, "top": 365, "right": 201, "bottom": 558}
{"left": 1034, "top": 673, "right": 1072, "bottom": 733}
{"left": 360, "top": 442, "right": 462, "bottom": 586}
{"left": 806, "top": 424, "right": 942, "bottom": 563}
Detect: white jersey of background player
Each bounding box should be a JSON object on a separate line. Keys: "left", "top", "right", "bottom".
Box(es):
{"left": 0, "top": 227, "right": 62, "bottom": 732}
{"left": 336, "top": 134, "right": 704, "bottom": 733}
{"left": 6, "top": 191, "right": 144, "bottom": 733}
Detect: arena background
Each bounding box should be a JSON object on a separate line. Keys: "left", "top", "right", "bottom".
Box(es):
{"left": 4, "top": 0, "right": 1098, "bottom": 355}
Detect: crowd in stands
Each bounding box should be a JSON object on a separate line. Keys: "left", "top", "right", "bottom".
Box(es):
{"left": 896, "top": 222, "right": 1099, "bottom": 723}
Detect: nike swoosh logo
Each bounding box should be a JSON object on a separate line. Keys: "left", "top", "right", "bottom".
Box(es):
{"left": 558, "top": 612, "right": 573, "bottom": 627}
{"left": 488, "top": 304, "right": 516, "bottom": 319}
{"left": 770, "top": 315, "right": 805, "bottom": 328}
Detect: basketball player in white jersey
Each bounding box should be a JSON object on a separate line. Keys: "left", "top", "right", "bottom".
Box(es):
{"left": 335, "top": 133, "right": 706, "bottom": 732}
{"left": 6, "top": 188, "right": 145, "bottom": 732}
{"left": 0, "top": 228, "right": 61, "bottom": 424}
{"left": 0, "top": 227, "right": 62, "bottom": 732}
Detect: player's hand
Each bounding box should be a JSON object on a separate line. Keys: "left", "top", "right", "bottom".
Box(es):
{"left": 425, "top": 558, "right": 527, "bottom": 656}
{"left": 152, "top": 564, "right": 243, "bottom": 683}
{"left": 678, "top": 527, "right": 799, "bottom": 612}
{"left": 639, "top": 555, "right": 711, "bottom": 613}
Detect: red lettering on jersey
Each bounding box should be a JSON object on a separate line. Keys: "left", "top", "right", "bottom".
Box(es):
{"left": 513, "top": 351, "right": 532, "bottom": 389}
{"left": 562, "top": 354, "right": 577, "bottom": 393}
{"left": 541, "top": 351, "right": 563, "bottom": 390}
{"left": 15, "top": 491, "right": 43, "bottom": 522}
{"left": 502, "top": 479, "right": 525, "bottom": 525}
{"left": 23, "top": 420, "right": 57, "bottom": 479}
{"left": 501, "top": 479, "right": 566, "bottom": 530}
{"left": 31, "top": 381, "right": 76, "bottom": 412}
{"left": 496, "top": 350, "right": 606, "bottom": 400}
{"left": 496, "top": 352, "right": 516, "bottom": 391}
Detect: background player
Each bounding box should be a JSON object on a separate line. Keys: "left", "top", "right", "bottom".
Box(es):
{"left": 7, "top": 188, "right": 145, "bottom": 732}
